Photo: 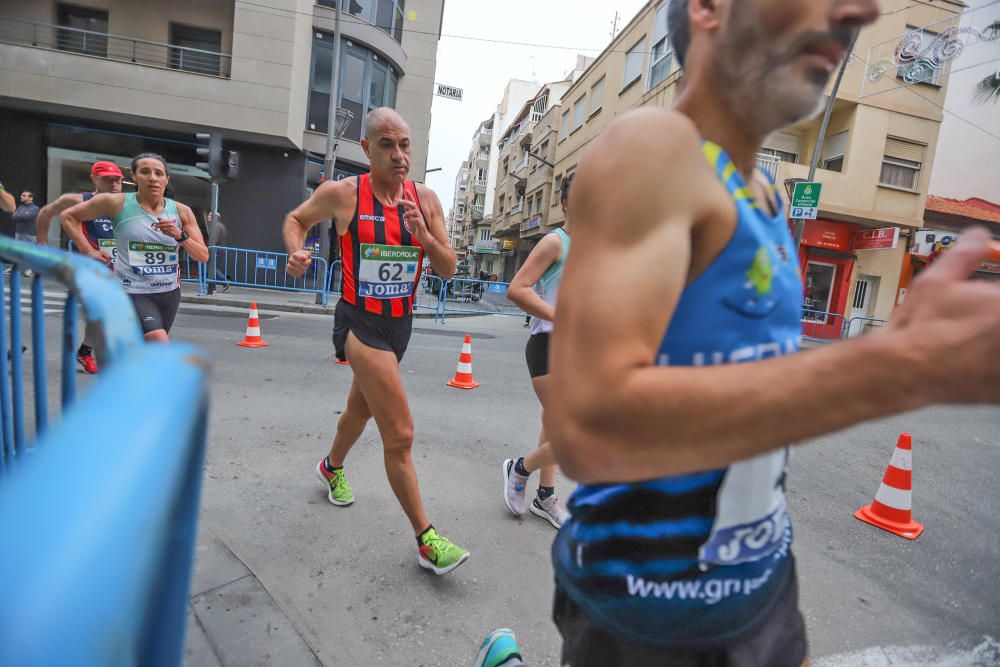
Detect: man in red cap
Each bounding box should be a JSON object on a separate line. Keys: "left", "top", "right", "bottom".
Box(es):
{"left": 36, "top": 160, "right": 124, "bottom": 373}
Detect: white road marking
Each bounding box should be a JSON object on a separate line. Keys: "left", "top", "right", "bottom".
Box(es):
{"left": 815, "top": 636, "right": 1000, "bottom": 667}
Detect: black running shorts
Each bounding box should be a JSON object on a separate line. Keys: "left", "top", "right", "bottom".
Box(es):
{"left": 129, "top": 289, "right": 181, "bottom": 335}
{"left": 525, "top": 332, "right": 550, "bottom": 379}
{"left": 553, "top": 565, "right": 808, "bottom": 667}
{"left": 333, "top": 299, "right": 413, "bottom": 363}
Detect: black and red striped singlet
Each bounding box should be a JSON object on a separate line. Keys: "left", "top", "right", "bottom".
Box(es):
{"left": 340, "top": 174, "right": 426, "bottom": 317}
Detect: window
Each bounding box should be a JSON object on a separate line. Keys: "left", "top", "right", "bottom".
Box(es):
{"left": 476, "top": 167, "right": 487, "bottom": 182}
{"left": 319, "top": 0, "right": 406, "bottom": 44}
{"left": 623, "top": 38, "right": 644, "bottom": 89}
{"left": 308, "top": 36, "right": 398, "bottom": 138}
{"left": 479, "top": 228, "right": 492, "bottom": 242}
{"left": 560, "top": 111, "right": 571, "bottom": 139}
{"left": 821, "top": 131, "right": 849, "bottom": 172}
{"left": 57, "top": 4, "right": 108, "bottom": 57}
{"left": 590, "top": 77, "right": 605, "bottom": 116}
{"left": 880, "top": 137, "right": 925, "bottom": 190}
{"left": 647, "top": 3, "right": 674, "bottom": 89}
{"left": 573, "top": 96, "right": 586, "bottom": 131}
{"left": 761, "top": 131, "right": 802, "bottom": 163}
{"left": 169, "top": 24, "right": 223, "bottom": 75}
{"left": 553, "top": 175, "right": 563, "bottom": 205}
{"left": 897, "top": 27, "right": 942, "bottom": 86}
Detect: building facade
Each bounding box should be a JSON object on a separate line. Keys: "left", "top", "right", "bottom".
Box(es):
{"left": 550, "top": 0, "right": 964, "bottom": 326}
{"left": 0, "top": 0, "right": 444, "bottom": 252}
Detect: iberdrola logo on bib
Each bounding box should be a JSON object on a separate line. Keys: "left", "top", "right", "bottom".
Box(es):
{"left": 364, "top": 246, "right": 380, "bottom": 259}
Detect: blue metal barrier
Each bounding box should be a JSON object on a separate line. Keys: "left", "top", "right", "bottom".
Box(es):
{"left": 0, "top": 237, "right": 209, "bottom": 665}
{"left": 1, "top": 238, "right": 143, "bottom": 458}
{"left": 438, "top": 277, "right": 526, "bottom": 322}
{"left": 205, "top": 245, "right": 330, "bottom": 306}
{"left": 0, "top": 344, "right": 209, "bottom": 667}
{"left": 415, "top": 274, "right": 447, "bottom": 321}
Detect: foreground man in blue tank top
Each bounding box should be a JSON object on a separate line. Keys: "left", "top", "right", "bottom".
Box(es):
{"left": 545, "top": 1, "right": 1000, "bottom": 665}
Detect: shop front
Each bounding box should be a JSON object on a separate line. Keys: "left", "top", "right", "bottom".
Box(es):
{"left": 798, "top": 219, "right": 859, "bottom": 339}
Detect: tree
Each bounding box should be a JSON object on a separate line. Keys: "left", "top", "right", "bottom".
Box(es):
{"left": 972, "top": 21, "right": 1000, "bottom": 104}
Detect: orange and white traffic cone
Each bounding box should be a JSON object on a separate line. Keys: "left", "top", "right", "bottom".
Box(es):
{"left": 237, "top": 302, "right": 269, "bottom": 348}
{"left": 854, "top": 433, "right": 924, "bottom": 539}
{"left": 446, "top": 334, "right": 479, "bottom": 390}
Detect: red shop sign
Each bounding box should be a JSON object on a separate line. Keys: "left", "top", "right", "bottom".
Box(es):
{"left": 801, "top": 220, "right": 856, "bottom": 252}
{"left": 855, "top": 227, "right": 900, "bottom": 251}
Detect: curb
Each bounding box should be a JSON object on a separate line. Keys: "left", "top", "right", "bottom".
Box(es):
{"left": 180, "top": 294, "right": 473, "bottom": 319}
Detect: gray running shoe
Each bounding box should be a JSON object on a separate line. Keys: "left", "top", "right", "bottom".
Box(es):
{"left": 502, "top": 458, "right": 528, "bottom": 517}
{"left": 530, "top": 494, "right": 570, "bottom": 529}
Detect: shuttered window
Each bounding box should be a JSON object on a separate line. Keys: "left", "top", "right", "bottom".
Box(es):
{"left": 880, "top": 137, "right": 925, "bottom": 190}
{"left": 821, "top": 131, "right": 849, "bottom": 172}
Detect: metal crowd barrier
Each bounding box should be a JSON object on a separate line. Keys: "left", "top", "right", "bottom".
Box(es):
{"left": 0, "top": 237, "right": 209, "bottom": 665}
{"left": 437, "top": 277, "right": 526, "bottom": 323}
{"left": 326, "top": 259, "right": 343, "bottom": 296}
{"left": 843, "top": 315, "right": 888, "bottom": 339}
{"left": 801, "top": 308, "right": 848, "bottom": 344}
{"left": 1, "top": 238, "right": 143, "bottom": 456}
{"left": 204, "top": 245, "right": 330, "bottom": 306}
{"left": 415, "top": 275, "right": 447, "bottom": 320}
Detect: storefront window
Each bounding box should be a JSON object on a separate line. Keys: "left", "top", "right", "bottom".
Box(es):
{"left": 803, "top": 261, "right": 836, "bottom": 320}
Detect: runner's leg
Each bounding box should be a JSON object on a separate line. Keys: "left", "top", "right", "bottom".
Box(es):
{"left": 327, "top": 379, "right": 372, "bottom": 467}
{"left": 523, "top": 375, "right": 557, "bottom": 486}
{"left": 344, "top": 331, "right": 429, "bottom": 535}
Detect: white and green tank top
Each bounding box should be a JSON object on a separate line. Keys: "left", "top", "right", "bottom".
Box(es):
{"left": 112, "top": 193, "right": 181, "bottom": 294}
{"left": 529, "top": 227, "right": 570, "bottom": 336}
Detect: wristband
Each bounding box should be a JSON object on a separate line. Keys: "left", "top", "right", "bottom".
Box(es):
{"left": 178, "top": 231, "right": 190, "bottom": 243}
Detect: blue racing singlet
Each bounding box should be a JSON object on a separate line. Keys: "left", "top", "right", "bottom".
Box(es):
{"left": 551, "top": 141, "right": 804, "bottom": 649}
{"left": 80, "top": 192, "right": 117, "bottom": 262}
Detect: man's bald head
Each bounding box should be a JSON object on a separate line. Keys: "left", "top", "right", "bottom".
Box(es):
{"left": 364, "top": 107, "right": 409, "bottom": 140}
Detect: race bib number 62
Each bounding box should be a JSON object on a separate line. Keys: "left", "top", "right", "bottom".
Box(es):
{"left": 358, "top": 243, "right": 420, "bottom": 299}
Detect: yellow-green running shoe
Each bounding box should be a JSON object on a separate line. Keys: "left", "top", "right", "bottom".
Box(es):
{"left": 417, "top": 527, "right": 470, "bottom": 575}
{"left": 315, "top": 459, "right": 354, "bottom": 506}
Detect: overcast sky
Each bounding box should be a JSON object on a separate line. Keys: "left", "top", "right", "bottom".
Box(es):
{"left": 422, "top": 0, "right": 999, "bottom": 208}
{"left": 422, "top": 0, "right": 646, "bottom": 204}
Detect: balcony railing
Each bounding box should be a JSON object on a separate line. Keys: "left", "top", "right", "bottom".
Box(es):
{"left": 0, "top": 16, "right": 232, "bottom": 78}
{"left": 471, "top": 205, "right": 484, "bottom": 221}
{"left": 755, "top": 153, "right": 781, "bottom": 183}
{"left": 473, "top": 179, "right": 487, "bottom": 194}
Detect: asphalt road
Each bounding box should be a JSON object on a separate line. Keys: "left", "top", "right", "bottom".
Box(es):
{"left": 9, "top": 290, "right": 999, "bottom": 665}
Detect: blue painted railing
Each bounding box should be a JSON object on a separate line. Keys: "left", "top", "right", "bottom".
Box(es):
{"left": 204, "top": 245, "right": 330, "bottom": 306}
{"left": 0, "top": 238, "right": 209, "bottom": 666}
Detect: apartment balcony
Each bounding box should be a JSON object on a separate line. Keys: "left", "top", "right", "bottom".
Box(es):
{"left": 478, "top": 128, "right": 492, "bottom": 145}
{"left": 476, "top": 152, "right": 490, "bottom": 168}
{"left": 471, "top": 205, "right": 484, "bottom": 221}
{"left": 755, "top": 154, "right": 780, "bottom": 183}
{"left": 473, "top": 179, "right": 487, "bottom": 195}
{"left": 0, "top": 16, "right": 232, "bottom": 77}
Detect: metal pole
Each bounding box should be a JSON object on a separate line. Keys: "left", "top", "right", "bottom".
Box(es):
{"left": 319, "top": 0, "right": 343, "bottom": 275}
{"left": 792, "top": 34, "right": 858, "bottom": 248}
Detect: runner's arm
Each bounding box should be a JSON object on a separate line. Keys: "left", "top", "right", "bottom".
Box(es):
{"left": 283, "top": 180, "right": 351, "bottom": 255}
{"left": 36, "top": 193, "right": 84, "bottom": 247}
{"left": 507, "top": 233, "right": 562, "bottom": 321}
{"left": 0, "top": 183, "right": 15, "bottom": 213}
{"left": 548, "top": 109, "right": 1000, "bottom": 485}
{"left": 176, "top": 203, "right": 209, "bottom": 263}
{"left": 61, "top": 194, "right": 124, "bottom": 263}
{"left": 413, "top": 184, "right": 456, "bottom": 280}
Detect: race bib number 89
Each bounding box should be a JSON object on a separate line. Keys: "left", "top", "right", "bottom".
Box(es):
{"left": 128, "top": 241, "right": 178, "bottom": 276}
{"left": 358, "top": 244, "right": 420, "bottom": 299}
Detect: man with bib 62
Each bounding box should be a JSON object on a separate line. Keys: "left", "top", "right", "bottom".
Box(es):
{"left": 284, "top": 108, "right": 469, "bottom": 576}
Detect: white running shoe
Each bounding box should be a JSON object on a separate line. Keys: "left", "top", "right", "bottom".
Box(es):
{"left": 530, "top": 494, "right": 570, "bottom": 529}
{"left": 502, "top": 458, "right": 529, "bottom": 517}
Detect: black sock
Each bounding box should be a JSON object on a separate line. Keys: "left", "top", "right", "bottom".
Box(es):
{"left": 77, "top": 344, "right": 93, "bottom": 357}
{"left": 417, "top": 524, "right": 434, "bottom": 545}
{"left": 514, "top": 457, "right": 530, "bottom": 477}
{"left": 323, "top": 457, "right": 342, "bottom": 473}
{"left": 537, "top": 485, "right": 555, "bottom": 501}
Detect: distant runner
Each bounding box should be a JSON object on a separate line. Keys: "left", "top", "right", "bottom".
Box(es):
{"left": 36, "top": 161, "right": 124, "bottom": 372}
{"left": 61, "top": 153, "right": 208, "bottom": 342}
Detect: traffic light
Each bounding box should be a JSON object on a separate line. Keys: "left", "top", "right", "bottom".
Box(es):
{"left": 195, "top": 132, "right": 222, "bottom": 178}
{"left": 224, "top": 150, "right": 239, "bottom": 180}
